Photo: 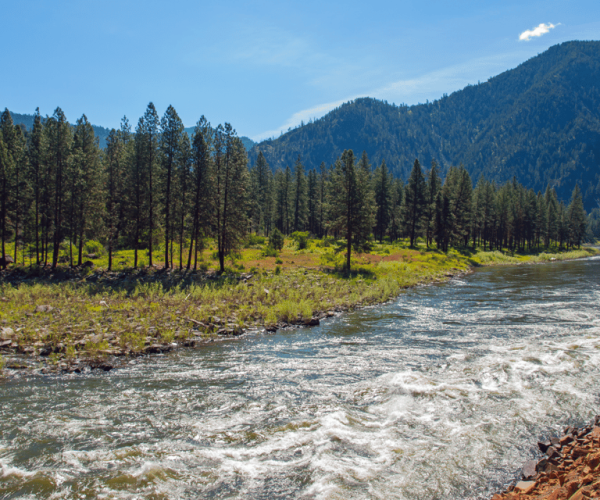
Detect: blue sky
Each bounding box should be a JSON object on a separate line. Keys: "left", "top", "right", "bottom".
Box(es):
{"left": 2, "top": 1, "right": 599, "bottom": 141}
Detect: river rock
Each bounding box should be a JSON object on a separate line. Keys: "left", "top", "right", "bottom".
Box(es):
{"left": 304, "top": 318, "right": 320, "bottom": 326}
{"left": 538, "top": 440, "right": 551, "bottom": 453}
{"left": 521, "top": 460, "right": 538, "bottom": 480}
{"left": 515, "top": 480, "right": 536, "bottom": 494}
{"left": 35, "top": 304, "right": 53, "bottom": 313}
{"left": 0, "top": 327, "right": 14, "bottom": 339}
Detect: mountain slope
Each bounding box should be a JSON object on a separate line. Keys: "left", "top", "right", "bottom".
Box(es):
{"left": 249, "top": 41, "right": 600, "bottom": 210}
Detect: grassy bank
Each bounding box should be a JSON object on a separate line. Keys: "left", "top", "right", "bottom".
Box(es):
{"left": 0, "top": 239, "right": 597, "bottom": 375}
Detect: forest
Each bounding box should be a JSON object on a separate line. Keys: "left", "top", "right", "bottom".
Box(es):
{"left": 249, "top": 41, "right": 600, "bottom": 212}
{"left": 0, "top": 103, "right": 590, "bottom": 275}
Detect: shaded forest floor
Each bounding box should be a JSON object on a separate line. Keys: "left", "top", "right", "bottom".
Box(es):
{"left": 0, "top": 239, "right": 597, "bottom": 376}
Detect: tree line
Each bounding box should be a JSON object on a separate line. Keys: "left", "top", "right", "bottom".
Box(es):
{"left": 0, "top": 104, "right": 589, "bottom": 273}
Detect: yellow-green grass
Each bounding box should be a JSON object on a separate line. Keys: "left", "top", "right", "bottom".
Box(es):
{"left": 1, "top": 238, "right": 597, "bottom": 373}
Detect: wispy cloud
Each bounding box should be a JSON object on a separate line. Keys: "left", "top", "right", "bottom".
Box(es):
{"left": 519, "top": 23, "right": 558, "bottom": 41}
{"left": 252, "top": 98, "right": 350, "bottom": 141}
{"left": 253, "top": 52, "right": 521, "bottom": 142}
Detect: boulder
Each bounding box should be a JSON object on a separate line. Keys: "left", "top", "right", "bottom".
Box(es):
{"left": 0, "top": 254, "right": 14, "bottom": 267}
{"left": 34, "top": 305, "right": 53, "bottom": 313}
{"left": 0, "top": 327, "right": 14, "bottom": 340}
{"left": 522, "top": 459, "right": 538, "bottom": 480}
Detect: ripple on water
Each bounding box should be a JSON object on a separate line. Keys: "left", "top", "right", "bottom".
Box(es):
{"left": 1, "top": 258, "right": 600, "bottom": 499}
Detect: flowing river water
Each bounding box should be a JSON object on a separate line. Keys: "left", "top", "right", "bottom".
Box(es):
{"left": 2, "top": 257, "right": 600, "bottom": 499}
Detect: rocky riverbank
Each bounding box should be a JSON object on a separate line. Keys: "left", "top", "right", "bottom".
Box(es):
{"left": 491, "top": 416, "right": 600, "bottom": 499}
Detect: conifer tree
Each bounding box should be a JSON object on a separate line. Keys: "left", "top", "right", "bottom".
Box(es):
{"left": 388, "top": 178, "right": 404, "bottom": 242}
{"left": 423, "top": 161, "right": 441, "bottom": 247}
{"left": 567, "top": 184, "right": 586, "bottom": 248}
{"left": 545, "top": 186, "right": 559, "bottom": 247}
{"left": 317, "top": 162, "right": 328, "bottom": 237}
{"left": 292, "top": 156, "right": 307, "bottom": 232}
{"left": 45, "top": 108, "right": 72, "bottom": 269}
{"left": 175, "top": 132, "right": 192, "bottom": 268}
{"left": 28, "top": 108, "right": 45, "bottom": 264}
{"left": 374, "top": 160, "right": 391, "bottom": 242}
{"left": 307, "top": 168, "right": 318, "bottom": 234}
{"left": 142, "top": 103, "right": 160, "bottom": 266}
{"left": 212, "top": 124, "right": 249, "bottom": 273}
{"left": 160, "top": 105, "right": 184, "bottom": 268}
{"left": 128, "top": 117, "right": 149, "bottom": 268}
{"left": 402, "top": 159, "right": 426, "bottom": 247}
{"left": 104, "top": 126, "right": 127, "bottom": 270}
{"left": 70, "top": 115, "right": 103, "bottom": 265}
{"left": 188, "top": 117, "right": 212, "bottom": 269}
{"left": 329, "top": 149, "right": 374, "bottom": 271}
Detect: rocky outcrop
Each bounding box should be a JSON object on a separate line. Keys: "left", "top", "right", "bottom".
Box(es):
{"left": 491, "top": 416, "right": 600, "bottom": 499}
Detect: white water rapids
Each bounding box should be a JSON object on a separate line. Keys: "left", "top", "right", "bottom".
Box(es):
{"left": 1, "top": 257, "right": 600, "bottom": 499}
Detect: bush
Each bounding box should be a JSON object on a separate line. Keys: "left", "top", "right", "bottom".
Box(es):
{"left": 84, "top": 240, "right": 105, "bottom": 257}
{"left": 275, "top": 258, "right": 283, "bottom": 264}
{"left": 262, "top": 246, "right": 278, "bottom": 258}
{"left": 275, "top": 265, "right": 281, "bottom": 275}
{"left": 245, "top": 234, "right": 266, "bottom": 247}
{"left": 291, "top": 231, "right": 309, "bottom": 250}
{"left": 269, "top": 228, "right": 284, "bottom": 251}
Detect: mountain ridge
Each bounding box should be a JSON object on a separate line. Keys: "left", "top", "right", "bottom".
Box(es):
{"left": 249, "top": 41, "right": 600, "bottom": 210}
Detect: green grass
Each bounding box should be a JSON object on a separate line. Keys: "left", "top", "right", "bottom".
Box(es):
{"left": 1, "top": 238, "right": 597, "bottom": 368}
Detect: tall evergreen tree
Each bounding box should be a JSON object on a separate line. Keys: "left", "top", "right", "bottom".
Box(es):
{"left": 567, "top": 184, "right": 586, "bottom": 248}
{"left": 142, "top": 103, "right": 160, "bottom": 266}
{"left": 160, "top": 105, "right": 184, "bottom": 268}
{"left": 292, "top": 156, "right": 307, "bottom": 232}
{"left": 374, "top": 160, "right": 391, "bottom": 242}
{"left": 45, "top": 107, "right": 72, "bottom": 269}
{"left": 329, "top": 149, "right": 374, "bottom": 271}
{"left": 28, "top": 108, "right": 45, "bottom": 264}
{"left": 212, "top": 124, "right": 249, "bottom": 273}
{"left": 423, "top": 161, "right": 441, "bottom": 247}
{"left": 402, "top": 159, "right": 426, "bottom": 247}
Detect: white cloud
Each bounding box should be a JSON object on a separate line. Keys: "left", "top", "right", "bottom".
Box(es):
{"left": 519, "top": 23, "right": 558, "bottom": 41}
{"left": 251, "top": 98, "right": 350, "bottom": 141}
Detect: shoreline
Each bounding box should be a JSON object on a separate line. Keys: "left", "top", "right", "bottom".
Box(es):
{"left": 0, "top": 246, "right": 597, "bottom": 378}
{"left": 491, "top": 416, "right": 600, "bottom": 499}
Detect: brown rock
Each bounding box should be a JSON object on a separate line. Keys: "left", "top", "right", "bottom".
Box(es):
{"left": 34, "top": 304, "right": 53, "bottom": 313}
{"left": 515, "top": 480, "right": 536, "bottom": 494}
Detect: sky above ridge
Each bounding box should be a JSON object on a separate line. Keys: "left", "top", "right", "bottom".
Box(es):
{"left": 2, "top": 0, "right": 599, "bottom": 141}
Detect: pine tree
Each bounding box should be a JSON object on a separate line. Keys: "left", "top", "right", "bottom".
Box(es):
{"left": 28, "top": 108, "right": 45, "bottom": 264}
{"left": 143, "top": 103, "right": 160, "bottom": 266}
{"left": 292, "top": 156, "right": 307, "bottom": 232}
{"left": 423, "top": 161, "right": 441, "bottom": 247}
{"left": 307, "top": 168, "right": 318, "bottom": 234}
{"left": 160, "top": 105, "right": 184, "bottom": 268}
{"left": 567, "top": 184, "right": 586, "bottom": 248}
{"left": 329, "top": 149, "right": 374, "bottom": 271}
{"left": 402, "top": 159, "right": 426, "bottom": 247}
{"left": 175, "top": 132, "right": 192, "bottom": 268}
{"left": 545, "top": 185, "right": 558, "bottom": 247}
{"left": 45, "top": 108, "right": 72, "bottom": 269}
{"left": 317, "top": 162, "right": 329, "bottom": 237}
{"left": 374, "top": 160, "right": 391, "bottom": 242}
{"left": 212, "top": 124, "right": 249, "bottom": 273}
{"left": 187, "top": 116, "right": 212, "bottom": 270}
{"left": 388, "top": 178, "right": 404, "bottom": 242}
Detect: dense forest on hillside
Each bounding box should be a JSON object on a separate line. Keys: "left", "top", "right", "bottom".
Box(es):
{"left": 0, "top": 103, "right": 589, "bottom": 275}
{"left": 249, "top": 41, "right": 600, "bottom": 211}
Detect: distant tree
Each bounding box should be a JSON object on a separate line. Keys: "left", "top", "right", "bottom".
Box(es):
{"left": 402, "top": 159, "right": 426, "bottom": 247}
{"left": 212, "top": 124, "right": 249, "bottom": 273}
{"left": 388, "top": 178, "right": 404, "bottom": 242}
{"left": 374, "top": 160, "right": 391, "bottom": 242}
{"left": 268, "top": 227, "right": 284, "bottom": 250}
{"left": 45, "top": 107, "right": 72, "bottom": 269}
{"left": 187, "top": 116, "right": 212, "bottom": 270}
{"left": 28, "top": 108, "right": 45, "bottom": 264}
{"left": 329, "top": 149, "right": 375, "bottom": 271}
{"left": 292, "top": 156, "right": 307, "bottom": 232}
{"left": 423, "top": 160, "right": 441, "bottom": 247}
{"left": 160, "top": 105, "right": 184, "bottom": 268}
{"left": 567, "top": 184, "right": 586, "bottom": 248}
{"left": 142, "top": 103, "right": 160, "bottom": 266}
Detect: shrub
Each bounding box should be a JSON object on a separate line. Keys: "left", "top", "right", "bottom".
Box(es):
{"left": 269, "top": 228, "right": 284, "bottom": 251}
{"left": 275, "top": 265, "right": 281, "bottom": 275}
{"left": 275, "top": 258, "right": 283, "bottom": 264}
{"left": 245, "top": 234, "right": 266, "bottom": 247}
{"left": 84, "top": 240, "right": 105, "bottom": 257}
{"left": 262, "top": 246, "right": 278, "bottom": 258}
{"left": 291, "top": 231, "right": 309, "bottom": 250}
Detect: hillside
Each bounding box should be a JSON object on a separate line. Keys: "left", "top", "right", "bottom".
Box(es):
{"left": 249, "top": 41, "right": 600, "bottom": 210}
{"left": 6, "top": 110, "right": 112, "bottom": 149}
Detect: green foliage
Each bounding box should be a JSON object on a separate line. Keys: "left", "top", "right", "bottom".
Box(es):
{"left": 275, "top": 258, "right": 283, "bottom": 264}
{"left": 275, "top": 265, "right": 281, "bottom": 274}
{"left": 291, "top": 231, "right": 309, "bottom": 250}
{"left": 84, "top": 240, "right": 105, "bottom": 256}
{"left": 262, "top": 246, "right": 278, "bottom": 258}
{"left": 245, "top": 234, "right": 266, "bottom": 247}
{"left": 269, "top": 228, "right": 284, "bottom": 251}
{"left": 248, "top": 41, "right": 600, "bottom": 212}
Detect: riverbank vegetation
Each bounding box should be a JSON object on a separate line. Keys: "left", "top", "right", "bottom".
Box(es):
{"left": 0, "top": 102, "right": 597, "bottom": 374}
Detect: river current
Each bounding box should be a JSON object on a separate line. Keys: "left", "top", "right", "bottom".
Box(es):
{"left": 2, "top": 257, "right": 600, "bottom": 499}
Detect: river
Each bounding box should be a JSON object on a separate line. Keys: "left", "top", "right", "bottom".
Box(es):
{"left": 2, "top": 257, "right": 600, "bottom": 499}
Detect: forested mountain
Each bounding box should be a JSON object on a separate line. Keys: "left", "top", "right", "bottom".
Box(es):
{"left": 6, "top": 110, "right": 112, "bottom": 149}
{"left": 183, "top": 126, "right": 255, "bottom": 151}
{"left": 249, "top": 41, "right": 600, "bottom": 211}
